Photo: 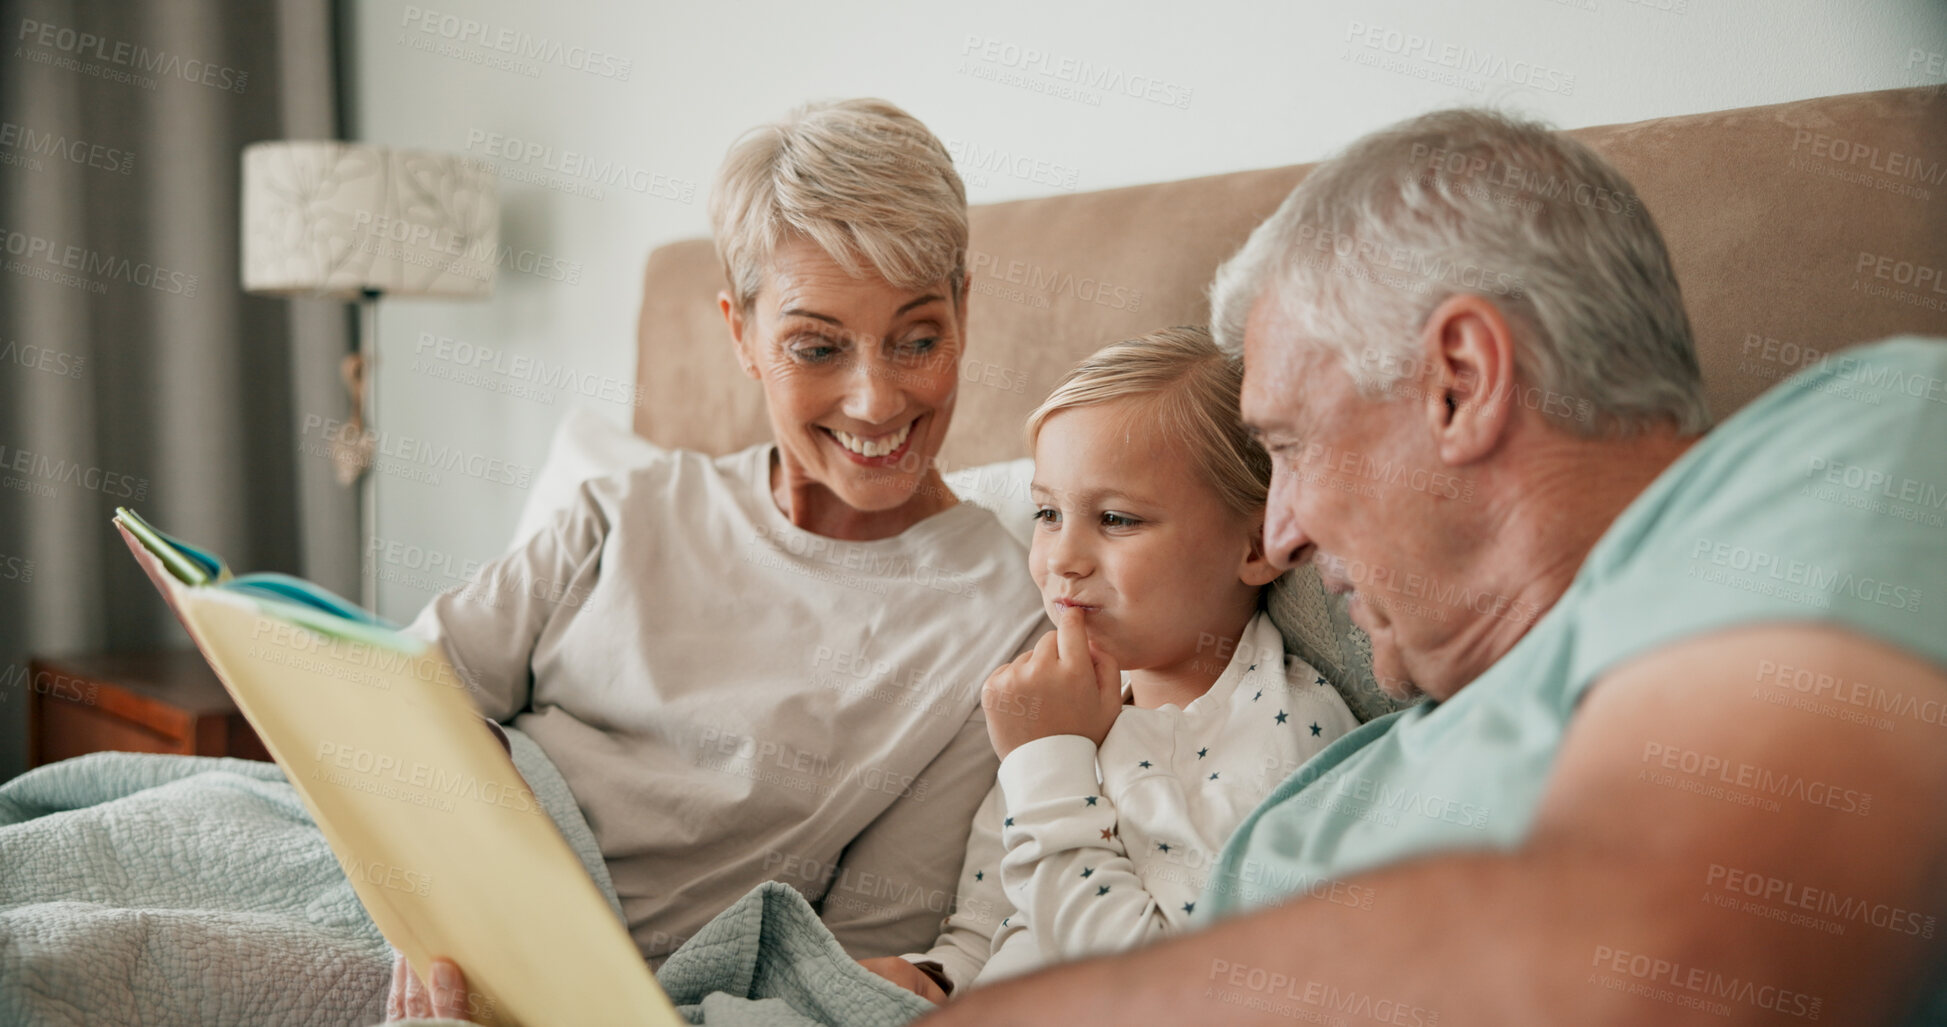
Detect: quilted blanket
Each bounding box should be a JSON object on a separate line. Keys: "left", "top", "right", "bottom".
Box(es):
{"left": 0, "top": 727, "right": 619, "bottom": 1026}
{"left": 654, "top": 882, "right": 933, "bottom": 1026}
{"left": 386, "top": 881, "right": 935, "bottom": 1027}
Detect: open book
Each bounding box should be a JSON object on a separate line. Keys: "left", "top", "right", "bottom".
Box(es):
{"left": 114, "top": 507, "right": 680, "bottom": 1027}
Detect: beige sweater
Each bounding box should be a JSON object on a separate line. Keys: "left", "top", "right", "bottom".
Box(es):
{"left": 405, "top": 443, "right": 1045, "bottom": 964}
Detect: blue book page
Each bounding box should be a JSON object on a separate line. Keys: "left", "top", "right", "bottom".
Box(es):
{"left": 221, "top": 583, "right": 420, "bottom": 653}
{"left": 222, "top": 572, "right": 393, "bottom": 627}
{"left": 167, "top": 535, "right": 228, "bottom": 583}
{"left": 118, "top": 506, "right": 415, "bottom": 651}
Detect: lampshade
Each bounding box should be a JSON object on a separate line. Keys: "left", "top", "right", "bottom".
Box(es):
{"left": 241, "top": 141, "right": 498, "bottom": 300}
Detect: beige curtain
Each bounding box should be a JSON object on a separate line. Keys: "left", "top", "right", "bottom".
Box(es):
{"left": 0, "top": 0, "right": 355, "bottom": 781}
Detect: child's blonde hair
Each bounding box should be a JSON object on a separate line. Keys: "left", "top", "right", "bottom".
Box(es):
{"left": 1026, "top": 326, "right": 1270, "bottom": 521}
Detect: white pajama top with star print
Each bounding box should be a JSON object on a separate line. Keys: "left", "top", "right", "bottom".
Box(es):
{"left": 902, "top": 609, "right": 1360, "bottom": 991}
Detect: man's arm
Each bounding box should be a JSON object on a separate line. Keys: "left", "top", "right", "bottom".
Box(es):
{"left": 922, "top": 623, "right": 1947, "bottom": 1026}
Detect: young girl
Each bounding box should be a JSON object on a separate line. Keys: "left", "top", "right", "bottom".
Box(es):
{"left": 867, "top": 325, "right": 1361, "bottom": 999}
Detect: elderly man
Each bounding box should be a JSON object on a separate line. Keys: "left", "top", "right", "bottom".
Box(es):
{"left": 928, "top": 109, "right": 1947, "bottom": 1025}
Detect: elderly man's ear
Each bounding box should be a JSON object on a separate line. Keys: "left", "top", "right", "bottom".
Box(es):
{"left": 718, "top": 290, "right": 762, "bottom": 381}
{"left": 1419, "top": 294, "right": 1518, "bottom": 466}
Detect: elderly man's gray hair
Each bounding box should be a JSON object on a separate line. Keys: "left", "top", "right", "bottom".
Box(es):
{"left": 1211, "top": 108, "right": 1711, "bottom": 437}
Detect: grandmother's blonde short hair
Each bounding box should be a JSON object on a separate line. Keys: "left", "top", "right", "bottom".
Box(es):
{"left": 1027, "top": 326, "right": 1271, "bottom": 521}
{"left": 708, "top": 98, "right": 968, "bottom": 314}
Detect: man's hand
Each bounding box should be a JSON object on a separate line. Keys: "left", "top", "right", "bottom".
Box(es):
{"left": 859, "top": 956, "right": 948, "bottom": 1005}
{"left": 982, "top": 605, "right": 1122, "bottom": 760}
{"left": 385, "top": 951, "right": 476, "bottom": 1022}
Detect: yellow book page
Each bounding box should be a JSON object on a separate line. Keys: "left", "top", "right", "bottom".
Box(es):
{"left": 172, "top": 586, "right": 680, "bottom": 1027}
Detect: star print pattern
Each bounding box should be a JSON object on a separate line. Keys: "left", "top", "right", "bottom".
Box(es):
{"left": 913, "top": 611, "right": 1357, "bottom": 993}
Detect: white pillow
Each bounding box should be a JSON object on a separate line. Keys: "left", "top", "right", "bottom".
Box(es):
{"left": 944, "top": 457, "right": 1037, "bottom": 549}
{"left": 507, "top": 407, "right": 665, "bottom": 551}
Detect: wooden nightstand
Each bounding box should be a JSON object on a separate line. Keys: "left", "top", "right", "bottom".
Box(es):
{"left": 26, "top": 650, "right": 272, "bottom": 767}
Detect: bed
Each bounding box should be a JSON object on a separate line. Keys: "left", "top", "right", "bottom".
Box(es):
{"left": 0, "top": 85, "right": 1941, "bottom": 1026}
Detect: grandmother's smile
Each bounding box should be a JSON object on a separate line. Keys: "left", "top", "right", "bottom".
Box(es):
{"left": 821, "top": 416, "right": 920, "bottom": 466}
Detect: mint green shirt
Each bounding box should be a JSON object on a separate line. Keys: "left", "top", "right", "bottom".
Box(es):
{"left": 1203, "top": 337, "right": 1947, "bottom": 1024}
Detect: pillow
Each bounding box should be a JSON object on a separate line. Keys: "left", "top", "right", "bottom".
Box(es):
{"left": 944, "top": 457, "right": 1037, "bottom": 549}
{"left": 508, "top": 407, "right": 666, "bottom": 551}
{"left": 1266, "top": 566, "right": 1420, "bottom": 723}
{"left": 507, "top": 416, "right": 1410, "bottom": 723}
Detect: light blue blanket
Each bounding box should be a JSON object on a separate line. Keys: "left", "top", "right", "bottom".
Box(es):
{"left": 0, "top": 728, "right": 619, "bottom": 1026}
{"left": 652, "top": 882, "right": 933, "bottom": 1027}
{"left": 389, "top": 880, "right": 935, "bottom": 1027}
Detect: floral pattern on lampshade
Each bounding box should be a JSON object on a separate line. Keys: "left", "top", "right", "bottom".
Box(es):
{"left": 241, "top": 141, "right": 498, "bottom": 300}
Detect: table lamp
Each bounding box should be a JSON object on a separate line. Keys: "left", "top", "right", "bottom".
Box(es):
{"left": 241, "top": 142, "right": 498, "bottom": 611}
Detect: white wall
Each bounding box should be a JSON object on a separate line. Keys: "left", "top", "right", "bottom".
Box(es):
{"left": 348, "top": 0, "right": 1947, "bottom": 621}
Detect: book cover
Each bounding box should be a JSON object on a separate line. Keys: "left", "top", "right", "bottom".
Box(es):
{"left": 114, "top": 508, "right": 679, "bottom": 1027}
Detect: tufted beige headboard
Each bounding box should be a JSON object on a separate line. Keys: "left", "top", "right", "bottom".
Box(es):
{"left": 634, "top": 87, "right": 1947, "bottom": 466}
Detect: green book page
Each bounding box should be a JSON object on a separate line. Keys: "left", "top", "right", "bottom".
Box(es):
{"left": 117, "top": 507, "right": 411, "bottom": 650}
{"left": 114, "top": 507, "right": 225, "bottom": 586}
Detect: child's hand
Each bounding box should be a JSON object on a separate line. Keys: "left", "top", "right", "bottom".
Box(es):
{"left": 982, "top": 605, "right": 1123, "bottom": 760}
{"left": 858, "top": 957, "right": 948, "bottom": 1004}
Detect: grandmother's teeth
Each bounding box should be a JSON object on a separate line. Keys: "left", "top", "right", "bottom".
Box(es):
{"left": 831, "top": 422, "right": 912, "bottom": 457}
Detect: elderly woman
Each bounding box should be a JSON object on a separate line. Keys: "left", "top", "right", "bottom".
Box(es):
{"left": 385, "top": 98, "right": 1043, "bottom": 1016}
